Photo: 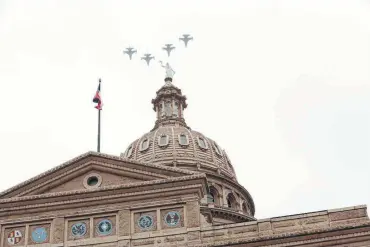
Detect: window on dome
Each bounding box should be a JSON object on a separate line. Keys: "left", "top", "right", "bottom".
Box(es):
{"left": 139, "top": 138, "right": 149, "bottom": 151}
{"left": 227, "top": 198, "right": 232, "bottom": 208}
{"left": 178, "top": 134, "right": 189, "bottom": 146}
{"left": 207, "top": 193, "right": 215, "bottom": 203}
{"left": 197, "top": 136, "right": 208, "bottom": 149}
{"left": 226, "top": 193, "right": 237, "bottom": 209}
{"left": 213, "top": 142, "right": 223, "bottom": 156}
{"left": 173, "top": 102, "right": 179, "bottom": 117}
{"left": 125, "top": 145, "right": 133, "bottom": 158}
{"left": 158, "top": 134, "right": 169, "bottom": 147}
{"left": 208, "top": 185, "right": 219, "bottom": 205}
{"left": 242, "top": 202, "right": 248, "bottom": 214}
{"left": 164, "top": 101, "right": 172, "bottom": 117}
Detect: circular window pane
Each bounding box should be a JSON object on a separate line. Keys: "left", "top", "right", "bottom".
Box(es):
{"left": 87, "top": 176, "right": 99, "bottom": 186}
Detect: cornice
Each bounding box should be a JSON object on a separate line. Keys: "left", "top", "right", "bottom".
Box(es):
{"left": 0, "top": 183, "right": 204, "bottom": 216}
{"left": 16, "top": 160, "right": 172, "bottom": 197}
{"left": 0, "top": 173, "right": 206, "bottom": 204}
{"left": 201, "top": 206, "right": 256, "bottom": 223}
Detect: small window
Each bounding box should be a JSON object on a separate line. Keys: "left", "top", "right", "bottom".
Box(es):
{"left": 197, "top": 136, "right": 208, "bottom": 149}
{"left": 125, "top": 145, "right": 133, "bottom": 158}
{"left": 226, "top": 193, "right": 237, "bottom": 209}
{"left": 158, "top": 134, "right": 169, "bottom": 147}
{"left": 83, "top": 173, "right": 102, "bottom": 189}
{"left": 213, "top": 142, "right": 223, "bottom": 156}
{"left": 207, "top": 193, "right": 215, "bottom": 203}
{"left": 173, "top": 102, "right": 179, "bottom": 117}
{"left": 227, "top": 198, "right": 232, "bottom": 208}
{"left": 164, "top": 102, "right": 172, "bottom": 117}
{"left": 178, "top": 133, "right": 189, "bottom": 146}
{"left": 242, "top": 202, "right": 248, "bottom": 214}
{"left": 87, "top": 176, "right": 99, "bottom": 186}
{"left": 139, "top": 138, "right": 149, "bottom": 151}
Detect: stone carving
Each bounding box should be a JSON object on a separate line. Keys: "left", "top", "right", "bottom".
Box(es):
{"left": 52, "top": 218, "right": 64, "bottom": 243}
{"left": 118, "top": 210, "right": 130, "bottom": 236}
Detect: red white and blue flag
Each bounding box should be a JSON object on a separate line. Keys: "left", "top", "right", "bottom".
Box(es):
{"left": 93, "top": 79, "right": 102, "bottom": 110}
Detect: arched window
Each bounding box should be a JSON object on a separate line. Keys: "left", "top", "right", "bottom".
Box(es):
{"left": 139, "top": 138, "right": 149, "bottom": 151}
{"left": 206, "top": 193, "right": 214, "bottom": 203}
{"left": 125, "top": 145, "right": 133, "bottom": 158}
{"left": 207, "top": 186, "right": 220, "bottom": 205}
{"left": 242, "top": 202, "right": 248, "bottom": 214}
{"left": 158, "top": 134, "right": 169, "bottom": 147}
{"left": 178, "top": 133, "right": 189, "bottom": 146}
{"left": 213, "top": 142, "right": 223, "bottom": 156}
{"left": 173, "top": 102, "right": 179, "bottom": 117}
{"left": 226, "top": 193, "right": 237, "bottom": 210}
{"left": 197, "top": 136, "right": 208, "bottom": 149}
{"left": 164, "top": 101, "right": 172, "bottom": 117}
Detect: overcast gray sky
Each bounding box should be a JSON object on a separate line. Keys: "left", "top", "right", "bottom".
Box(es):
{"left": 0, "top": 0, "right": 369, "bottom": 219}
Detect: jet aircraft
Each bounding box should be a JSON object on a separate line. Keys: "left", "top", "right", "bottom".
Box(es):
{"left": 179, "top": 34, "right": 193, "bottom": 47}
{"left": 162, "top": 44, "right": 175, "bottom": 57}
{"left": 123, "top": 47, "right": 137, "bottom": 60}
{"left": 141, "top": 54, "right": 155, "bottom": 66}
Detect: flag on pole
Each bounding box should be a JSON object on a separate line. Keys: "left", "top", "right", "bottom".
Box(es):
{"left": 93, "top": 78, "right": 102, "bottom": 110}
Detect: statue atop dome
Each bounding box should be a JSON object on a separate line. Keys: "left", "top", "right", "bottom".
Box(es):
{"left": 159, "top": 61, "right": 175, "bottom": 83}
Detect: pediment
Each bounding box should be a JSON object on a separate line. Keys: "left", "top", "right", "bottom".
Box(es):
{"left": 44, "top": 168, "right": 145, "bottom": 194}
{"left": 0, "top": 151, "right": 197, "bottom": 199}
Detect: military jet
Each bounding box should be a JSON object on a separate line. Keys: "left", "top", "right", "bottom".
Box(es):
{"left": 141, "top": 54, "right": 155, "bottom": 66}
{"left": 179, "top": 34, "right": 193, "bottom": 47}
{"left": 123, "top": 47, "right": 137, "bottom": 60}
{"left": 162, "top": 44, "right": 175, "bottom": 57}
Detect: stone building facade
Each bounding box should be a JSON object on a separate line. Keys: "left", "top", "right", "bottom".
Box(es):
{"left": 0, "top": 78, "right": 369, "bottom": 246}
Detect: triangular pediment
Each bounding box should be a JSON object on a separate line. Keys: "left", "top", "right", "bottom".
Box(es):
{"left": 0, "top": 151, "right": 197, "bottom": 199}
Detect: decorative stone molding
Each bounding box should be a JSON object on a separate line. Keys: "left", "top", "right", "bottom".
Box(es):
{"left": 186, "top": 201, "right": 201, "bottom": 228}
{"left": 83, "top": 173, "right": 102, "bottom": 189}
{"left": 52, "top": 218, "right": 64, "bottom": 244}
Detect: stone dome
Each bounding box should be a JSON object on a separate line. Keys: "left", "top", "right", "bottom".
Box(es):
{"left": 122, "top": 78, "right": 255, "bottom": 221}
{"left": 122, "top": 125, "right": 236, "bottom": 180}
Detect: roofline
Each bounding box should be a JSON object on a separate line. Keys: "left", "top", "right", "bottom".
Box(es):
{"left": 0, "top": 151, "right": 199, "bottom": 197}
{"left": 0, "top": 173, "right": 207, "bottom": 203}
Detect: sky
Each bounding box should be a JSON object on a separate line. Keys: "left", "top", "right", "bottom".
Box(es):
{"left": 0, "top": 0, "right": 369, "bottom": 219}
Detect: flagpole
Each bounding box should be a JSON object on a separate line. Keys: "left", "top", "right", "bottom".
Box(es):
{"left": 97, "top": 108, "right": 101, "bottom": 152}
{"left": 97, "top": 78, "right": 101, "bottom": 153}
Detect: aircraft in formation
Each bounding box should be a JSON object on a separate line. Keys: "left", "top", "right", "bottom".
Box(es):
{"left": 179, "top": 34, "right": 193, "bottom": 47}
{"left": 162, "top": 44, "right": 175, "bottom": 57}
{"left": 123, "top": 47, "right": 137, "bottom": 60}
{"left": 123, "top": 34, "right": 193, "bottom": 65}
{"left": 141, "top": 54, "right": 155, "bottom": 66}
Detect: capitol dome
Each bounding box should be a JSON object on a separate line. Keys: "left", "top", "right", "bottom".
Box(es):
{"left": 122, "top": 78, "right": 255, "bottom": 224}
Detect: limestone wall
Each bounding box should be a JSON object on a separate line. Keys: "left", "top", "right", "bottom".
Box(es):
{"left": 0, "top": 204, "right": 368, "bottom": 247}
